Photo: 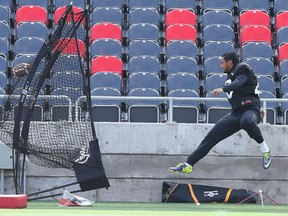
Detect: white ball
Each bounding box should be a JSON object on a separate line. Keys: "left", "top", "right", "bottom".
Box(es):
{"left": 196, "top": 203, "right": 200, "bottom": 206}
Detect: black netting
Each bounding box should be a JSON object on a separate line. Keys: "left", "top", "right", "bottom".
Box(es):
{"left": 0, "top": 6, "right": 92, "bottom": 169}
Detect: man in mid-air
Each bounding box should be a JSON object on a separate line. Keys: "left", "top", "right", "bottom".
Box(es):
{"left": 169, "top": 52, "right": 271, "bottom": 174}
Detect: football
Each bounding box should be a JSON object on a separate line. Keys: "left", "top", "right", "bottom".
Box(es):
{"left": 12, "top": 62, "right": 31, "bottom": 77}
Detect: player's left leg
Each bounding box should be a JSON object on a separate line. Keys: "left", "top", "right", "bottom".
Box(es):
{"left": 240, "top": 109, "right": 271, "bottom": 169}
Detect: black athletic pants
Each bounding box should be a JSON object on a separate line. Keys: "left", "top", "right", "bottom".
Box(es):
{"left": 186, "top": 108, "right": 264, "bottom": 166}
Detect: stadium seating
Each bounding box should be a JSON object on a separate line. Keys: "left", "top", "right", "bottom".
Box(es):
{"left": 278, "top": 43, "right": 288, "bottom": 64}
{"left": 16, "top": 22, "right": 48, "bottom": 39}
{"left": 166, "top": 24, "right": 197, "bottom": 43}
{"left": 128, "top": 8, "right": 160, "bottom": 26}
{"left": 282, "top": 93, "right": 288, "bottom": 124}
{"left": 56, "top": 38, "right": 85, "bottom": 57}
{"left": 205, "top": 91, "right": 231, "bottom": 123}
{"left": 165, "top": 0, "right": 197, "bottom": 11}
{"left": 202, "top": 41, "right": 235, "bottom": 59}
{"left": 203, "top": 56, "right": 222, "bottom": 75}
{"left": 166, "top": 73, "right": 199, "bottom": 92}
{"left": 50, "top": 87, "right": 83, "bottom": 121}
{"left": 90, "top": 87, "right": 121, "bottom": 122}
{"left": 128, "top": 72, "right": 160, "bottom": 91}
{"left": 166, "top": 40, "right": 197, "bottom": 59}
{"left": 205, "top": 74, "right": 227, "bottom": 93}
{"left": 91, "top": 7, "right": 123, "bottom": 25}
{"left": 0, "top": 38, "right": 8, "bottom": 58}
{"left": 0, "top": 6, "right": 10, "bottom": 23}
{"left": 165, "top": 9, "right": 197, "bottom": 27}
{"left": 0, "top": 0, "right": 285, "bottom": 124}
{"left": 274, "top": 0, "right": 288, "bottom": 13}
{"left": 241, "top": 42, "right": 273, "bottom": 60}
{"left": 0, "top": 56, "right": 7, "bottom": 73}
{"left": 54, "top": 0, "right": 86, "bottom": 8}
{"left": 279, "top": 60, "right": 288, "bottom": 77}
{"left": 275, "top": 11, "right": 288, "bottom": 31}
{"left": 50, "top": 55, "right": 81, "bottom": 74}
{"left": 127, "top": 23, "right": 159, "bottom": 41}
{"left": 281, "top": 76, "right": 288, "bottom": 95}
{"left": 202, "top": 24, "right": 234, "bottom": 43}
{"left": 239, "top": 10, "right": 270, "bottom": 29}
{"left": 240, "top": 25, "right": 271, "bottom": 45}
{"left": 91, "top": 56, "right": 123, "bottom": 76}
{"left": 90, "top": 39, "right": 122, "bottom": 57}
{"left": 166, "top": 56, "right": 197, "bottom": 75}
{"left": 90, "top": 23, "right": 122, "bottom": 42}
{"left": 0, "top": 71, "right": 6, "bottom": 88}
{"left": 201, "top": 0, "right": 234, "bottom": 10}
{"left": 13, "top": 37, "right": 44, "bottom": 56}
{"left": 0, "top": 22, "right": 10, "bottom": 39}
{"left": 54, "top": 6, "right": 84, "bottom": 24}
{"left": 243, "top": 57, "right": 275, "bottom": 76}
{"left": 257, "top": 75, "right": 275, "bottom": 93}
{"left": 91, "top": 87, "right": 122, "bottom": 106}
{"left": 127, "top": 0, "right": 159, "bottom": 8}
{"left": 13, "top": 105, "right": 43, "bottom": 121}
{"left": 18, "top": 0, "right": 48, "bottom": 7}
{"left": 51, "top": 71, "right": 83, "bottom": 90}
{"left": 127, "top": 88, "right": 160, "bottom": 123}
{"left": 277, "top": 26, "right": 288, "bottom": 45}
{"left": 128, "top": 40, "right": 161, "bottom": 57}
{"left": 92, "top": 0, "right": 123, "bottom": 8}
{"left": 11, "top": 55, "right": 36, "bottom": 67}
{"left": 127, "top": 56, "right": 160, "bottom": 74}
{"left": 202, "top": 9, "right": 233, "bottom": 27}
{"left": 90, "top": 72, "right": 122, "bottom": 90}
{"left": 16, "top": 5, "right": 48, "bottom": 25}
{"left": 259, "top": 90, "right": 277, "bottom": 124}
{"left": 0, "top": 0, "right": 10, "bottom": 7}
{"left": 167, "top": 89, "right": 199, "bottom": 123}
{"left": 237, "top": 0, "right": 270, "bottom": 11}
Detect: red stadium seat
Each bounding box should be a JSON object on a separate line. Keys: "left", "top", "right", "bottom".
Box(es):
{"left": 278, "top": 43, "right": 288, "bottom": 64}
{"left": 15, "top": 5, "right": 48, "bottom": 25}
{"left": 275, "top": 11, "right": 288, "bottom": 31}
{"left": 166, "top": 24, "right": 197, "bottom": 44}
{"left": 91, "top": 56, "right": 123, "bottom": 76}
{"left": 54, "top": 38, "right": 85, "bottom": 57}
{"left": 240, "top": 25, "right": 271, "bottom": 45}
{"left": 54, "top": 6, "right": 84, "bottom": 24}
{"left": 165, "top": 9, "right": 196, "bottom": 27}
{"left": 239, "top": 10, "right": 270, "bottom": 29}
{"left": 90, "top": 23, "right": 122, "bottom": 42}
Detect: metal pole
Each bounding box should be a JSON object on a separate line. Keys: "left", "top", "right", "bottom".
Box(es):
{"left": 0, "top": 169, "right": 4, "bottom": 194}
{"left": 168, "top": 99, "right": 173, "bottom": 122}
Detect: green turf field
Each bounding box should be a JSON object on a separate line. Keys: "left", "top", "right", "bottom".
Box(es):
{"left": 0, "top": 201, "right": 287, "bottom": 216}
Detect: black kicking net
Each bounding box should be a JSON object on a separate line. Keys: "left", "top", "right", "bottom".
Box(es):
{"left": 0, "top": 5, "right": 109, "bottom": 196}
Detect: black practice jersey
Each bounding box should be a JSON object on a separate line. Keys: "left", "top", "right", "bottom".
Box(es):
{"left": 222, "top": 63, "right": 261, "bottom": 111}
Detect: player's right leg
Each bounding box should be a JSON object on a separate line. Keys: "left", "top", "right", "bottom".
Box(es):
{"left": 169, "top": 112, "right": 241, "bottom": 174}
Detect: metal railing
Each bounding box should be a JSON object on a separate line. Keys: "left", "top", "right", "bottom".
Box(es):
{"left": 87, "top": 96, "right": 288, "bottom": 124}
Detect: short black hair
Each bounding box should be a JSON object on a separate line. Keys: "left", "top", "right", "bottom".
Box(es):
{"left": 222, "top": 52, "right": 239, "bottom": 66}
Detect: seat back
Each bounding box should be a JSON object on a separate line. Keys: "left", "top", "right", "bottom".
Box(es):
{"left": 16, "top": 5, "right": 47, "bottom": 25}
{"left": 240, "top": 25, "right": 271, "bottom": 45}
{"left": 166, "top": 24, "right": 197, "bottom": 43}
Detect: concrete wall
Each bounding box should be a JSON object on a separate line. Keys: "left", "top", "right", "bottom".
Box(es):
{"left": 2, "top": 122, "right": 288, "bottom": 204}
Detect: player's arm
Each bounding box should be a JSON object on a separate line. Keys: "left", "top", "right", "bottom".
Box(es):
{"left": 212, "top": 70, "right": 248, "bottom": 95}
{"left": 222, "top": 74, "right": 248, "bottom": 92}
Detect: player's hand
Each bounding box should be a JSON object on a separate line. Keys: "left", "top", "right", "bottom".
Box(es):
{"left": 212, "top": 88, "right": 224, "bottom": 96}
{"left": 260, "top": 109, "right": 265, "bottom": 118}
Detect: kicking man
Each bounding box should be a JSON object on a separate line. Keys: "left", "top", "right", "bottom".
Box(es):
{"left": 169, "top": 52, "right": 271, "bottom": 174}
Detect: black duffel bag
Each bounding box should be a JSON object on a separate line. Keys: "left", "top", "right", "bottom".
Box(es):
{"left": 162, "top": 181, "right": 257, "bottom": 204}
